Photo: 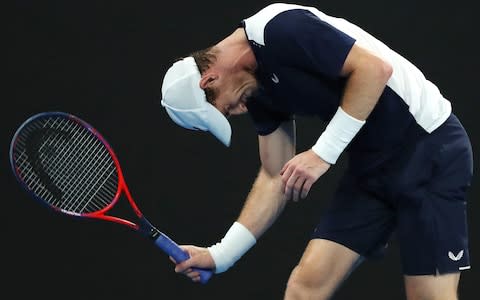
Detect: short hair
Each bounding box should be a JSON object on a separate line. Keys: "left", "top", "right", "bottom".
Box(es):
{"left": 190, "top": 46, "right": 218, "bottom": 74}
{"left": 189, "top": 46, "right": 219, "bottom": 104}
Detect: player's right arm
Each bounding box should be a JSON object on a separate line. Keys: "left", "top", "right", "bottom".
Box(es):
{"left": 174, "top": 120, "right": 295, "bottom": 281}
{"left": 237, "top": 119, "right": 296, "bottom": 238}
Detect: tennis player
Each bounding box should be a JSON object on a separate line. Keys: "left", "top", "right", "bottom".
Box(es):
{"left": 160, "top": 3, "right": 473, "bottom": 299}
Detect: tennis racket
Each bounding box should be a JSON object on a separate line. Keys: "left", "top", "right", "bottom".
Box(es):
{"left": 9, "top": 111, "right": 213, "bottom": 284}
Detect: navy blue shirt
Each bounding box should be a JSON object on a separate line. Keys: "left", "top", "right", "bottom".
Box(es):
{"left": 240, "top": 4, "right": 451, "bottom": 162}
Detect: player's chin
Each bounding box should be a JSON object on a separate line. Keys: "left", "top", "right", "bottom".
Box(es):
{"left": 231, "top": 109, "right": 248, "bottom": 117}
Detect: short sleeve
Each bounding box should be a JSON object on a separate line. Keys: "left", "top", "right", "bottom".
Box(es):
{"left": 265, "top": 9, "right": 356, "bottom": 79}
{"left": 245, "top": 94, "right": 292, "bottom": 136}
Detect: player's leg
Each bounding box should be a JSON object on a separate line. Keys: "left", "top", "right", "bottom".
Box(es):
{"left": 283, "top": 169, "right": 396, "bottom": 300}
{"left": 404, "top": 273, "right": 460, "bottom": 300}
{"left": 284, "top": 238, "right": 363, "bottom": 300}
{"left": 393, "top": 114, "right": 473, "bottom": 300}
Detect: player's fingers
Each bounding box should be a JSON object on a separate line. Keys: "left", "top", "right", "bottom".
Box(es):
{"left": 174, "top": 261, "right": 191, "bottom": 273}
{"left": 292, "top": 189, "right": 300, "bottom": 202}
{"left": 172, "top": 246, "right": 195, "bottom": 270}
{"left": 292, "top": 177, "right": 306, "bottom": 202}
{"left": 175, "top": 259, "right": 192, "bottom": 273}
{"left": 176, "top": 248, "right": 215, "bottom": 273}
{"left": 182, "top": 269, "right": 199, "bottom": 278}
{"left": 280, "top": 160, "right": 290, "bottom": 175}
{"left": 281, "top": 165, "right": 294, "bottom": 192}
{"left": 301, "top": 179, "right": 313, "bottom": 199}
{"left": 285, "top": 171, "right": 299, "bottom": 200}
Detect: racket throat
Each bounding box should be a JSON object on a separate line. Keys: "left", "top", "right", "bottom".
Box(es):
{"left": 137, "top": 217, "right": 162, "bottom": 239}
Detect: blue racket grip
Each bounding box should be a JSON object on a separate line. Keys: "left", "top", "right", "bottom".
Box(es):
{"left": 154, "top": 232, "right": 213, "bottom": 284}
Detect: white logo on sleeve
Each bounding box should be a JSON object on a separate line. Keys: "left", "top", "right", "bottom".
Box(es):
{"left": 448, "top": 250, "right": 464, "bottom": 261}
{"left": 271, "top": 73, "right": 279, "bottom": 84}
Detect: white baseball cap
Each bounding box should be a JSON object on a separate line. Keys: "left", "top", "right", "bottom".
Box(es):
{"left": 161, "top": 57, "right": 232, "bottom": 146}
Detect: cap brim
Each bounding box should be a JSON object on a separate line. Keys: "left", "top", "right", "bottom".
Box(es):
{"left": 160, "top": 56, "right": 232, "bottom": 147}
{"left": 203, "top": 102, "right": 232, "bottom": 146}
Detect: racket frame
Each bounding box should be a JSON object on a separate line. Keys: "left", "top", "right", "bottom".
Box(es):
{"left": 9, "top": 111, "right": 213, "bottom": 283}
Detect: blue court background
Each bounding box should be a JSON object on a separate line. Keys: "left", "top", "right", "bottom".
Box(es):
{"left": 4, "top": 0, "right": 478, "bottom": 299}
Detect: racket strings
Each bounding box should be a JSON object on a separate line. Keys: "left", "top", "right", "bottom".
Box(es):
{"left": 19, "top": 118, "right": 79, "bottom": 197}
{"left": 18, "top": 117, "right": 116, "bottom": 212}
{"left": 16, "top": 118, "right": 68, "bottom": 195}
{"left": 13, "top": 116, "right": 119, "bottom": 214}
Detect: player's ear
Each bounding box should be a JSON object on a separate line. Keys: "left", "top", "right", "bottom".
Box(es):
{"left": 239, "top": 102, "right": 247, "bottom": 113}
{"left": 199, "top": 73, "right": 218, "bottom": 89}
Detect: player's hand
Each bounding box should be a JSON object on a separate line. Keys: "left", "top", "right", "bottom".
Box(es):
{"left": 170, "top": 245, "right": 215, "bottom": 283}
{"left": 280, "top": 149, "right": 330, "bottom": 201}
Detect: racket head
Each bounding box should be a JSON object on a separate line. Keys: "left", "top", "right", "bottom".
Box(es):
{"left": 9, "top": 112, "right": 123, "bottom": 218}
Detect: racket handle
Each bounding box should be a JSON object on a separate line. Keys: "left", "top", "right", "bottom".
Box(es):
{"left": 154, "top": 232, "right": 213, "bottom": 284}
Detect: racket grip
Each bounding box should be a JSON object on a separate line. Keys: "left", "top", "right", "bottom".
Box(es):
{"left": 154, "top": 233, "right": 213, "bottom": 284}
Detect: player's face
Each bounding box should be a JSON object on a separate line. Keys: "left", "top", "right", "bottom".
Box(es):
{"left": 211, "top": 70, "right": 258, "bottom": 118}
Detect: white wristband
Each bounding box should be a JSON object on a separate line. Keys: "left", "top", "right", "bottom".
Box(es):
{"left": 207, "top": 222, "right": 256, "bottom": 274}
{"left": 311, "top": 107, "right": 366, "bottom": 164}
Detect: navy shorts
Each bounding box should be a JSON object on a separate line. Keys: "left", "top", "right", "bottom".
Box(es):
{"left": 312, "top": 113, "right": 473, "bottom": 275}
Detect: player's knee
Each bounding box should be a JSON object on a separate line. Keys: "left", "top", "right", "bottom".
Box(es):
{"left": 405, "top": 285, "right": 459, "bottom": 300}
{"left": 285, "top": 264, "right": 333, "bottom": 300}
{"left": 406, "top": 290, "right": 458, "bottom": 300}
{"left": 404, "top": 273, "right": 460, "bottom": 300}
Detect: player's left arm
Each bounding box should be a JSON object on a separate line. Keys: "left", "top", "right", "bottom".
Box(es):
{"left": 280, "top": 43, "right": 393, "bottom": 200}
{"left": 338, "top": 43, "right": 393, "bottom": 121}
